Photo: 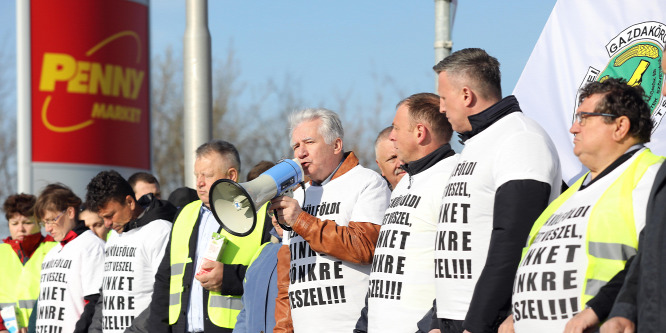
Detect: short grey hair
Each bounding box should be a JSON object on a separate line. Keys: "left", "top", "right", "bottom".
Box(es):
{"left": 195, "top": 140, "right": 241, "bottom": 173}
{"left": 289, "top": 108, "right": 344, "bottom": 145}
{"left": 374, "top": 126, "right": 393, "bottom": 156}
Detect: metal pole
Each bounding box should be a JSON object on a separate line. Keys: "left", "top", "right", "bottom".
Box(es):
{"left": 17, "top": 0, "right": 32, "bottom": 193}
{"left": 434, "top": 0, "right": 453, "bottom": 91}
{"left": 184, "top": 0, "right": 212, "bottom": 188}
{"left": 434, "top": 0, "right": 463, "bottom": 152}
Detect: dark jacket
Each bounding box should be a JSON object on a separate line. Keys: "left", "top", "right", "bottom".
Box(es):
{"left": 608, "top": 162, "right": 666, "bottom": 332}
{"left": 147, "top": 202, "right": 272, "bottom": 333}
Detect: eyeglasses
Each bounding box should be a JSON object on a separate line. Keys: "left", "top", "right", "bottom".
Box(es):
{"left": 574, "top": 112, "right": 619, "bottom": 125}
{"left": 40, "top": 210, "right": 67, "bottom": 227}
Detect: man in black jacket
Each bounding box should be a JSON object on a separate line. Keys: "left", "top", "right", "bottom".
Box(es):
{"left": 85, "top": 170, "right": 176, "bottom": 333}
{"left": 430, "top": 48, "right": 562, "bottom": 333}
{"left": 601, "top": 49, "right": 666, "bottom": 333}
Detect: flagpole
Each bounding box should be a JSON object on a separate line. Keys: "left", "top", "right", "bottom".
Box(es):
{"left": 184, "top": 0, "right": 213, "bottom": 188}
{"left": 434, "top": 0, "right": 452, "bottom": 91}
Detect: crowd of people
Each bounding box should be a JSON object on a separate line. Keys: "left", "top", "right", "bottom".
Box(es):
{"left": 1, "top": 47, "right": 665, "bottom": 333}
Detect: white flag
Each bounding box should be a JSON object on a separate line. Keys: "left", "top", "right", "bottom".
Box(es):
{"left": 514, "top": 0, "right": 666, "bottom": 183}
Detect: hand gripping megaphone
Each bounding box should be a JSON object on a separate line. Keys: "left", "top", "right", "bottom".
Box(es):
{"left": 209, "top": 159, "right": 304, "bottom": 236}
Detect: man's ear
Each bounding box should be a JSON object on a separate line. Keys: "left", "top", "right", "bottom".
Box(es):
{"left": 612, "top": 116, "right": 632, "bottom": 142}
{"left": 461, "top": 86, "right": 475, "bottom": 108}
{"left": 227, "top": 168, "right": 239, "bottom": 182}
{"left": 415, "top": 123, "right": 428, "bottom": 144}
{"left": 126, "top": 195, "right": 136, "bottom": 210}
{"left": 333, "top": 138, "right": 343, "bottom": 154}
{"left": 375, "top": 159, "right": 385, "bottom": 177}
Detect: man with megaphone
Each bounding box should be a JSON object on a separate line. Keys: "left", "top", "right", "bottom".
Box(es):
{"left": 270, "top": 108, "right": 391, "bottom": 333}
{"left": 147, "top": 140, "right": 272, "bottom": 333}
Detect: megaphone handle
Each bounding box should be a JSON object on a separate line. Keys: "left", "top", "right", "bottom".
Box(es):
{"left": 275, "top": 208, "right": 293, "bottom": 231}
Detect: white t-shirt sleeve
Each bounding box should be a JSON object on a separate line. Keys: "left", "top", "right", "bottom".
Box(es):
{"left": 148, "top": 221, "right": 172, "bottom": 274}
{"left": 80, "top": 235, "right": 105, "bottom": 297}
{"left": 632, "top": 161, "right": 663, "bottom": 236}
{"left": 348, "top": 172, "right": 391, "bottom": 225}
{"left": 493, "top": 130, "right": 559, "bottom": 188}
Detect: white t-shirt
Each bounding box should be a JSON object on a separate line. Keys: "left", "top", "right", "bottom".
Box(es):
{"left": 512, "top": 150, "right": 661, "bottom": 333}
{"left": 283, "top": 164, "right": 390, "bottom": 333}
{"left": 102, "top": 219, "right": 171, "bottom": 333}
{"left": 434, "top": 112, "right": 561, "bottom": 320}
{"left": 35, "top": 230, "right": 105, "bottom": 332}
{"left": 368, "top": 154, "right": 458, "bottom": 332}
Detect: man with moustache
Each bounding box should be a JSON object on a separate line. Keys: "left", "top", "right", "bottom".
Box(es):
{"left": 374, "top": 126, "right": 407, "bottom": 190}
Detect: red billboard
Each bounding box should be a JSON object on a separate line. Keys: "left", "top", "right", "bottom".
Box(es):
{"left": 31, "top": 0, "right": 150, "bottom": 169}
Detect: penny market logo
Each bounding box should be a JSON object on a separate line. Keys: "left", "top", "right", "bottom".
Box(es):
{"left": 575, "top": 21, "right": 666, "bottom": 130}
{"left": 38, "top": 31, "right": 145, "bottom": 133}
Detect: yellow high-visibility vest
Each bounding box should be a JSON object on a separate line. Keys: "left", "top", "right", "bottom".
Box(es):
{"left": 522, "top": 149, "right": 663, "bottom": 306}
{"left": 0, "top": 240, "right": 57, "bottom": 328}
{"left": 168, "top": 200, "right": 267, "bottom": 328}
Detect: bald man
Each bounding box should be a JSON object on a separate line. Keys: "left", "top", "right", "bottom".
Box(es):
{"left": 374, "top": 126, "right": 406, "bottom": 189}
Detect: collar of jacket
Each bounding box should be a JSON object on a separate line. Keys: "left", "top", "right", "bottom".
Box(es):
{"left": 269, "top": 227, "right": 282, "bottom": 242}
{"left": 60, "top": 222, "right": 89, "bottom": 246}
{"left": 123, "top": 194, "right": 176, "bottom": 232}
{"left": 311, "top": 151, "right": 360, "bottom": 186}
{"left": 459, "top": 95, "right": 522, "bottom": 143}
{"left": 3, "top": 233, "right": 52, "bottom": 263}
{"left": 401, "top": 143, "right": 455, "bottom": 176}
{"left": 580, "top": 144, "right": 644, "bottom": 190}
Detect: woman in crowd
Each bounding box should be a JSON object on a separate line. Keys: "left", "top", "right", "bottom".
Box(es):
{"left": 0, "top": 194, "right": 56, "bottom": 332}
{"left": 33, "top": 184, "right": 105, "bottom": 333}
{"left": 79, "top": 201, "right": 110, "bottom": 241}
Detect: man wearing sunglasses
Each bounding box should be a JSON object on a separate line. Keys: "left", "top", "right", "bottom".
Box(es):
{"left": 502, "top": 77, "right": 663, "bottom": 333}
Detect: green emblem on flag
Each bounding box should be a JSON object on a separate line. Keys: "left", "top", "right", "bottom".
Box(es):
{"left": 598, "top": 42, "right": 664, "bottom": 114}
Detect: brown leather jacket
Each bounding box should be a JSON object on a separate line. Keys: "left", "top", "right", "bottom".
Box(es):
{"left": 274, "top": 152, "right": 383, "bottom": 332}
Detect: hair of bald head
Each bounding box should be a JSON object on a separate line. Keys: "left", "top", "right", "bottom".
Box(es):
{"left": 396, "top": 92, "right": 453, "bottom": 143}
{"left": 195, "top": 140, "right": 242, "bottom": 173}
{"left": 128, "top": 172, "right": 159, "bottom": 190}
{"left": 374, "top": 126, "right": 393, "bottom": 157}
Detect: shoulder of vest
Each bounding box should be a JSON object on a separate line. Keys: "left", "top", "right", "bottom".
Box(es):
{"left": 175, "top": 200, "right": 203, "bottom": 221}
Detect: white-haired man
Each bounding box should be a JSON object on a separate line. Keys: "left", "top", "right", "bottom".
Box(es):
{"left": 270, "top": 108, "right": 391, "bottom": 333}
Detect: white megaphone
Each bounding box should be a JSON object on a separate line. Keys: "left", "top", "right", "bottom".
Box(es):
{"left": 209, "top": 159, "right": 304, "bottom": 236}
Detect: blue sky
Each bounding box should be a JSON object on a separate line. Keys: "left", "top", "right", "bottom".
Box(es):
{"left": 1, "top": 1, "right": 556, "bottom": 117}
{"left": 0, "top": 0, "right": 556, "bottom": 238}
